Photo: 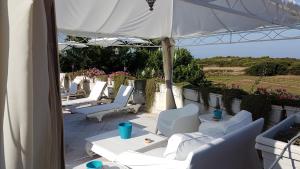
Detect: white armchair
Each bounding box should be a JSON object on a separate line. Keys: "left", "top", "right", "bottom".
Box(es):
{"left": 116, "top": 118, "right": 264, "bottom": 169}
{"left": 198, "top": 110, "right": 253, "bottom": 138}
{"left": 156, "top": 104, "right": 200, "bottom": 137}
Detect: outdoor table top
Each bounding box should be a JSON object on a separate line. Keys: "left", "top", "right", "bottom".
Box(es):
{"left": 73, "top": 158, "right": 129, "bottom": 169}
{"left": 86, "top": 127, "right": 167, "bottom": 161}
{"left": 199, "top": 112, "right": 232, "bottom": 123}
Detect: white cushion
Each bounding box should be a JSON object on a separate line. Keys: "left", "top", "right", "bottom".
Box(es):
{"left": 198, "top": 122, "right": 225, "bottom": 138}
{"left": 223, "top": 110, "right": 252, "bottom": 134}
{"left": 163, "top": 133, "right": 214, "bottom": 161}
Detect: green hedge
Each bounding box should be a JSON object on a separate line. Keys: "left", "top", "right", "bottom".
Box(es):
{"left": 246, "top": 62, "right": 288, "bottom": 76}
{"left": 289, "top": 63, "right": 300, "bottom": 75}
{"left": 173, "top": 61, "right": 211, "bottom": 87}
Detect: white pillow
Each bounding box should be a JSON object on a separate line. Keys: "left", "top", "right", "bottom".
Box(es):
{"left": 163, "top": 133, "right": 214, "bottom": 161}
{"left": 223, "top": 110, "right": 252, "bottom": 134}
{"left": 198, "top": 121, "right": 225, "bottom": 138}
{"left": 163, "top": 134, "right": 190, "bottom": 160}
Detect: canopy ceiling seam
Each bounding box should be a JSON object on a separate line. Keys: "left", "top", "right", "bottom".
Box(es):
{"left": 225, "top": 0, "right": 231, "bottom": 8}
{"left": 232, "top": 0, "right": 240, "bottom": 8}
{"left": 210, "top": 8, "right": 231, "bottom": 32}
{"left": 183, "top": 0, "right": 271, "bottom": 22}
{"left": 239, "top": 0, "right": 276, "bottom": 24}
{"left": 240, "top": 0, "right": 300, "bottom": 30}
{"left": 96, "top": 0, "right": 121, "bottom": 33}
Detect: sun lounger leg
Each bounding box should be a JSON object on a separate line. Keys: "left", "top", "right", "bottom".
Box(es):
{"left": 85, "top": 142, "right": 95, "bottom": 157}
{"left": 96, "top": 115, "right": 104, "bottom": 122}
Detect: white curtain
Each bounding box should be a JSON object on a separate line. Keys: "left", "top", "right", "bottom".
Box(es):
{"left": 0, "top": 0, "right": 64, "bottom": 168}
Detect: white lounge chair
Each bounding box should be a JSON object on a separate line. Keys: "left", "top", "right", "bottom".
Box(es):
{"left": 115, "top": 118, "right": 264, "bottom": 169}
{"left": 62, "top": 81, "right": 107, "bottom": 108}
{"left": 156, "top": 104, "right": 200, "bottom": 137}
{"left": 61, "top": 76, "right": 85, "bottom": 100}
{"left": 72, "top": 85, "right": 135, "bottom": 121}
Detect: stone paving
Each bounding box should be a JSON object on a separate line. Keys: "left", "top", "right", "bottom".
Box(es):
{"left": 63, "top": 110, "right": 158, "bottom": 168}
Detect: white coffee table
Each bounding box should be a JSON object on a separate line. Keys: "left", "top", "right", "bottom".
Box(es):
{"left": 73, "top": 158, "right": 128, "bottom": 169}
{"left": 199, "top": 113, "right": 232, "bottom": 123}
{"left": 85, "top": 127, "right": 167, "bottom": 161}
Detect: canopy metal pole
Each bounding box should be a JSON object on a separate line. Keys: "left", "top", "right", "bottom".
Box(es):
{"left": 162, "top": 37, "right": 177, "bottom": 110}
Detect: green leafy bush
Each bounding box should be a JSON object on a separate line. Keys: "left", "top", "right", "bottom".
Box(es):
{"left": 289, "top": 63, "right": 300, "bottom": 75}
{"left": 173, "top": 48, "right": 193, "bottom": 68}
{"left": 174, "top": 61, "right": 211, "bottom": 87}
{"left": 246, "top": 62, "right": 288, "bottom": 76}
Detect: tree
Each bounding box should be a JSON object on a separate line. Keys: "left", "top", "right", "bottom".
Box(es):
{"left": 173, "top": 48, "right": 193, "bottom": 68}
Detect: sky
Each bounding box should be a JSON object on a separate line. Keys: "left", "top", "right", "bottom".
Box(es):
{"left": 186, "top": 39, "right": 300, "bottom": 59}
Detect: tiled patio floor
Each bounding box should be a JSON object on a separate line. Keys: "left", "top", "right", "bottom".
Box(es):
{"left": 64, "top": 110, "right": 158, "bottom": 169}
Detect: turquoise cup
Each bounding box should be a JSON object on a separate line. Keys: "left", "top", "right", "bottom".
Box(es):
{"left": 86, "top": 160, "right": 102, "bottom": 169}
{"left": 118, "top": 122, "right": 132, "bottom": 139}
{"left": 213, "top": 109, "right": 222, "bottom": 120}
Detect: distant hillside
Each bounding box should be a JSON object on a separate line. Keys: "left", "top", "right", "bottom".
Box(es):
{"left": 195, "top": 56, "right": 300, "bottom": 67}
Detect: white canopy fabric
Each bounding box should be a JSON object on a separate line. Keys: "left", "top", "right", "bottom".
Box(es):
{"left": 55, "top": 0, "right": 300, "bottom": 39}
{"left": 87, "top": 37, "right": 152, "bottom": 47}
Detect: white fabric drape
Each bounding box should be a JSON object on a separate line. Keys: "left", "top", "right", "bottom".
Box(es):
{"left": 55, "top": 0, "right": 300, "bottom": 39}
{"left": 0, "top": 0, "right": 64, "bottom": 169}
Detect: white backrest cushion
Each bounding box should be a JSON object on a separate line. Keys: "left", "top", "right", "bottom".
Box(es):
{"left": 113, "top": 85, "right": 133, "bottom": 107}
{"left": 180, "top": 103, "right": 199, "bottom": 116}
{"left": 69, "top": 82, "right": 78, "bottom": 94}
{"left": 223, "top": 110, "right": 252, "bottom": 134}
{"left": 88, "top": 81, "right": 107, "bottom": 100}
{"left": 163, "top": 133, "right": 214, "bottom": 161}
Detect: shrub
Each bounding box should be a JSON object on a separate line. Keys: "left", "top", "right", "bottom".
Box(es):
{"left": 145, "top": 78, "right": 157, "bottom": 110}
{"left": 96, "top": 75, "right": 108, "bottom": 82}
{"left": 173, "top": 48, "right": 193, "bottom": 68}
{"left": 246, "top": 62, "right": 288, "bottom": 76}
{"left": 289, "top": 63, "right": 300, "bottom": 75}
{"left": 255, "top": 87, "right": 300, "bottom": 107}
{"left": 85, "top": 68, "right": 106, "bottom": 78}
{"left": 174, "top": 61, "right": 211, "bottom": 87}
{"left": 241, "top": 94, "right": 272, "bottom": 128}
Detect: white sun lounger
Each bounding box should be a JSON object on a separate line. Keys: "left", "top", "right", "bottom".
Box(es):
{"left": 62, "top": 81, "right": 107, "bottom": 108}
{"left": 72, "top": 85, "right": 135, "bottom": 121}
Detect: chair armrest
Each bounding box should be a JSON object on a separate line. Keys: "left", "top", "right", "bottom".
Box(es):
{"left": 158, "top": 109, "right": 179, "bottom": 122}
{"left": 115, "top": 151, "right": 188, "bottom": 169}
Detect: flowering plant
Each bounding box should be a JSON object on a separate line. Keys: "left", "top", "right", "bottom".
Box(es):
{"left": 85, "top": 68, "right": 106, "bottom": 78}
{"left": 109, "top": 71, "right": 129, "bottom": 78}
{"left": 255, "top": 87, "right": 299, "bottom": 100}
{"left": 255, "top": 87, "right": 300, "bottom": 107}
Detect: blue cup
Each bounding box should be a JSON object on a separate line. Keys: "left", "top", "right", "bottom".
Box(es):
{"left": 118, "top": 122, "right": 132, "bottom": 139}
{"left": 213, "top": 109, "right": 222, "bottom": 120}
{"left": 86, "top": 160, "right": 102, "bottom": 169}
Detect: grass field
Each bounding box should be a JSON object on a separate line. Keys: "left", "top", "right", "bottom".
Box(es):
{"left": 207, "top": 75, "right": 300, "bottom": 95}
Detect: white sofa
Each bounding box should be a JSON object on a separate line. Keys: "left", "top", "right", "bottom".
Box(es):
{"left": 116, "top": 118, "right": 264, "bottom": 169}
{"left": 198, "top": 110, "right": 253, "bottom": 138}
{"left": 156, "top": 104, "right": 200, "bottom": 137}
